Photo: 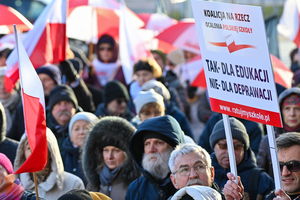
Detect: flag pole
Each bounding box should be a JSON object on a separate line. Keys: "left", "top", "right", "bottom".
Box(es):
{"left": 33, "top": 173, "right": 40, "bottom": 200}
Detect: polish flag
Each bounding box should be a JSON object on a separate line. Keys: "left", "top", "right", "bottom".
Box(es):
{"left": 119, "top": 2, "right": 150, "bottom": 84}
{"left": 69, "top": 0, "right": 120, "bottom": 10}
{"left": 277, "top": 0, "right": 300, "bottom": 46}
{"left": 5, "top": 0, "right": 67, "bottom": 92}
{"left": 13, "top": 29, "right": 47, "bottom": 174}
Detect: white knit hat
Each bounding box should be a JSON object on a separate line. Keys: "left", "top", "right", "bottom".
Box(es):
{"left": 171, "top": 186, "right": 222, "bottom": 200}
{"left": 68, "top": 112, "right": 98, "bottom": 137}
{"left": 142, "top": 80, "right": 171, "bottom": 100}
{"left": 134, "top": 89, "right": 165, "bottom": 114}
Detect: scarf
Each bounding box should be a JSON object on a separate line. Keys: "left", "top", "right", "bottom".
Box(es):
{"left": 99, "top": 165, "right": 121, "bottom": 186}
{"left": 0, "top": 174, "right": 24, "bottom": 200}
{"left": 92, "top": 59, "right": 119, "bottom": 86}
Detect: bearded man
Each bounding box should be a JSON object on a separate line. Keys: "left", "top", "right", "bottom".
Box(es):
{"left": 126, "top": 115, "right": 185, "bottom": 200}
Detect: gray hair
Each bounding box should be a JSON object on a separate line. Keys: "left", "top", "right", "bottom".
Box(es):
{"left": 276, "top": 132, "right": 300, "bottom": 149}
{"left": 168, "top": 143, "right": 211, "bottom": 173}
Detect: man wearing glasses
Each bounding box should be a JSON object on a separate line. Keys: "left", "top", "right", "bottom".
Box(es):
{"left": 266, "top": 132, "right": 300, "bottom": 200}
{"left": 210, "top": 117, "right": 274, "bottom": 200}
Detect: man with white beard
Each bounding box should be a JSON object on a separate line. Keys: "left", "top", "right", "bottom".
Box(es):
{"left": 126, "top": 115, "right": 185, "bottom": 200}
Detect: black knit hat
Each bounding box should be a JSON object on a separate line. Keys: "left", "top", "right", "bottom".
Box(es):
{"left": 48, "top": 85, "right": 78, "bottom": 111}
{"left": 133, "top": 60, "right": 153, "bottom": 74}
{"left": 58, "top": 189, "right": 92, "bottom": 200}
{"left": 36, "top": 65, "right": 61, "bottom": 85}
{"left": 209, "top": 117, "right": 250, "bottom": 150}
{"left": 104, "top": 81, "right": 129, "bottom": 105}
{"left": 97, "top": 34, "right": 116, "bottom": 48}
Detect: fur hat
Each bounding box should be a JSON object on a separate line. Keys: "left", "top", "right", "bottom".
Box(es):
{"left": 134, "top": 89, "right": 164, "bottom": 114}
{"left": 68, "top": 112, "right": 98, "bottom": 137}
{"left": 0, "top": 153, "right": 13, "bottom": 174}
{"left": 48, "top": 85, "right": 78, "bottom": 111}
{"left": 209, "top": 117, "right": 250, "bottom": 150}
{"left": 36, "top": 64, "right": 61, "bottom": 85}
{"left": 142, "top": 80, "right": 171, "bottom": 100}
{"left": 103, "top": 81, "right": 129, "bottom": 105}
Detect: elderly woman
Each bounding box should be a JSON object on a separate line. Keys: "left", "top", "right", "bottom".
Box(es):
{"left": 83, "top": 116, "right": 140, "bottom": 200}
{"left": 61, "top": 112, "right": 98, "bottom": 185}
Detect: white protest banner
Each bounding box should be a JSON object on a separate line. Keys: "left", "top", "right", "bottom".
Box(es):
{"left": 191, "top": 0, "right": 282, "bottom": 128}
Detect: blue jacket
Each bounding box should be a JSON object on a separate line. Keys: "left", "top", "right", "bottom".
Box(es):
{"left": 212, "top": 149, "right": 274, "bottom": 200}
{"left": 126, "top": 115, "right": 185, "bottom": 200}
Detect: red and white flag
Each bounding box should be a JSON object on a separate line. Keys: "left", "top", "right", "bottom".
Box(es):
{"left": 5, "top": 0, "right": 67, "bottom": 92}
{"left": 14, "top": 29, "right": 47, "bottom": 174}
{"left": 277, "top": 0, "right": 300, "bottom": 46}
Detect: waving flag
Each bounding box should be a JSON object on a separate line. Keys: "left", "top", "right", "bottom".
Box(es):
{"left": 13, "top": 28, "right": 47, "bottom": 174}
{"left": 277, "top": 0, "right": 300, "bottom": 46}
{"left": 5, "top": 0, "right": 67, "bottom": 92}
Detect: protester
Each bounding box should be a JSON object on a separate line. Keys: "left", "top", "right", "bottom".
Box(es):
{"left": 170, "top": 185, "right": 222, "bottom": 200}
{"left": 83, "top": 116, "right": 140, "bottom": 200}
{"left": 61, "top": 112, "right": 98, "bottom": 185}
{"left": 290, "top": 48, "right": 300, "bottom": 73}
{"left": 0, "top": 153, "right": 42, "bottom": 200}
{"left": 85, "top": 34, "right": 125, "bottom": 88}
{"left": 142, "top": 79, "right": 194, "bottom": 139}
{"left": 151, "top": 50, "right": 166, "bottom": 71}
{"left": 210, "top": 117, "right": 274, "bottom": 199}
{"left": 265, "top": 132, "right": 300, "bottom": 200}
{"left": 258, "top": 87, "right": 300, "bottom": 176}
{"left": 198, "top": 112, "right": 264, "bottom": 155}
{"left": 46, "top": 84, "right": 79, "bottom": 147}
{"left": 126, "top": 115, "right": 185, "bottom": 200}
{"left": 129, "top": 59, "right": 162, "bottom": 100}
{"left": 14, "top": 128, "right": 84, "bottom": 199}
{"left": 131, "top": 89, "right": 165, "bottom": 126}
{"left": 58, "top": 189, "right": 112, "bottom": 200}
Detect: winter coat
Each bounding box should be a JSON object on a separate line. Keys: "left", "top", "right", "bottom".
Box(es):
{"left": 83, "top": 116, "right": 140, "bottom": 200}
{"left": 14, "top": 129, "right": 84, "bottom": 200}
{"left": 198, "top": 113, "right": 264, "bottom": 155}
{"left": 126, "top": 115, "right": 185, "bottom": 200}
{"left": 212, "top": 149, "right": 274, "bottom": 200}
{"left": 61, "top": 137, "right": 86, "bottom": 185}
{"left": 0, "top": 102, "right": 18, "bottom": 163}
{"left": 94, "top": 103, "right": 134, "bottom": 121}
{"left": 265, "top": 191, "right": 300, "bottom": 200}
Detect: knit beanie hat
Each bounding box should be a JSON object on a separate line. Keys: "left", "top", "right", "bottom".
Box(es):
{"left": 134, "top": 89, "right": 165, "bottom": 114}
{"left": 171, "top": 186, "right": 222, "bottom": 200}
{"left": 104, "top": 80, "right": 129, "bottom": 105}
{"left": 48, "top": 85, "right": 78, "bottom": 111}
{"left": 58, "top": 189, "right": 93, "bottom": 200}
{"left": 68, "top": 112, "right": 98, "bottom": 137}
{"left": 97, "top": 34, "right": 116, "bottom": 48}
{"left": 209, "top": 117, "right": 250, "bottom": 150}
{"left": 0, "top": 153, "right": 13, "bottom": 174}
{"left": 142, "top": 80, "right": 171, "bottom": 100}
{"left": 36, "top": 64, "right": 61, "bottom": 85}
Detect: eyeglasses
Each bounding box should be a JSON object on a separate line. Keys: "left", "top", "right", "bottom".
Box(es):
{"left": 173, "top": 164, "right": 207, "bottom": 176}
{"left": 99, "top": 47, "right": 113, "bottom": 51}
{"left": 217, "top": 142, "right": 244, "bottom": 151}
{"left": 116, "top": 99, "right": 127, "bottom": 104}
{"left": 279, "top": 160, "right": 300, "bottom": 172}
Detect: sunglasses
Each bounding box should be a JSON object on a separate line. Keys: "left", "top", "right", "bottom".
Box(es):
{"left": 217, "top": 142, "right": 244, "bottom": 151}
{"left": 99, "top": 47, "right": 113, "bottom": 51}
{"left": 279, "top": 160, "right": 300, "bottom": 172}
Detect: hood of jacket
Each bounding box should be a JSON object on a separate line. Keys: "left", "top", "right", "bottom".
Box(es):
{"left": 14, "top": 128, "right": 65, "bottom": 191}
{"left": 130, "top": 115, "right": 185, "bottom": 167}
{"left": 278, "top": 87, "right": 300, "bottom": 107}
{"left": 83, "top": 116, "right": 140, "bottom": 191}
{"left": 0, "top": 102, "right": 7, "bottom": 142}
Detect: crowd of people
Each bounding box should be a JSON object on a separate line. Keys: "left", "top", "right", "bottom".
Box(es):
{"left": 0, "top": 32, "right": 300, "bottom": 200}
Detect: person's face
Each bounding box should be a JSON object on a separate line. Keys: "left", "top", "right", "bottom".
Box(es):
{"left": 103, "top": 146, "right": 126, "bottom": 170}
{"left": 0, "top": 76, "right": 11, "bottom": 100}
{"left": 51, "top": 101, "right": 76, "bottom": 126}
{"left": 106, "top": 98, "right": 127, "bottom": 116}
{"left": 170, "top": 152, "right": 214, "bottom": 189}
{"left": 278, "top": 145, "right": 300, "bottom": 195}
{"left": 144, "top": 138, "right": 171, "bottom": 155}
{"left": 282, "top": 104, "right": 300, "bottom": 128}
{"left": 135, "top": 70, "right": 153, "bottom": 86}
{"left": 139, "top": 104, "right": 164, "bottom": 122}
{"left": 24, "top": 139, "right": 31, "bottom": 159}
{"left": 38, "top": 74, "right": 57, "bottom": 96}
{"left": 97, "top": 43, "right": 113, "bottom": 63}
{"left": 213, "top": 139, "right": 245, "bottom": 169}
{"left": 70, "top": 120, "right": 90, "bottom": 147}
{"left": 152, "top": 52, "right": 164, "bottom": 69}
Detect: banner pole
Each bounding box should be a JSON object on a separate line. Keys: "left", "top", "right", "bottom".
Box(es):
{"left": 222, "top": 114, "right": 238, "bottom": 181}
{"left": 33, "top": 172, "right": 40, "bottom": 200}
{"left": 266, "top": 125, "right": 282, "bottom": 190}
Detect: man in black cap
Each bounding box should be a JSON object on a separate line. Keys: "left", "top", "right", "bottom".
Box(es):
{"left": 126, "top": 115, "right": 185, "bottom": 200}
{"left": 210, "top": 117, "right": 274, "bottom": 200}
{"left": 47, "top": 84, "right": 79, "bottom": 148}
